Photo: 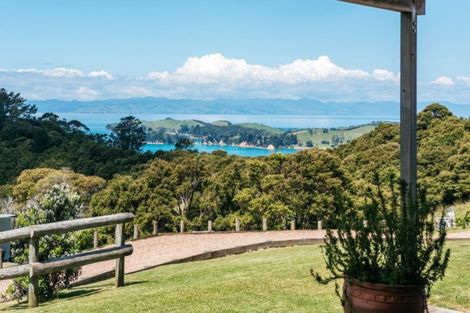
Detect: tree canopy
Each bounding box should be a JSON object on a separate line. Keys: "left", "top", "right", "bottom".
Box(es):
{"left": 107, "top": 116, "right": 146, "bottom": 151}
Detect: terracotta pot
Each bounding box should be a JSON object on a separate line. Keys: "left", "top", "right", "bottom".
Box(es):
{"left": 343, "top": 279, "right": 425, "bottom": 313}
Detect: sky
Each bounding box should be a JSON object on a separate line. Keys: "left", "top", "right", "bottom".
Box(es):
{"left": 0, "top": 0, "right": 470, "bottom": 103}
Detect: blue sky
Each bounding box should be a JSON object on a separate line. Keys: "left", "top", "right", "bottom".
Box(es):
{"left": 1, "top": 0, "right": 470, "bottom": 102}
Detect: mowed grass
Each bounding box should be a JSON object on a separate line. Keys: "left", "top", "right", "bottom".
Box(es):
{"left": 1, "top": 242, "right": 469, "bottom": 313}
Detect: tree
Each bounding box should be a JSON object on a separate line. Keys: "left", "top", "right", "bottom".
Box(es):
{"left": 175, "top": 138, "right": 195, "bottom": 151}
{"left": 0, "top": 88, "right": 37, "bottom": 124}
{"left": 107, "top": 116, "right": 146, "bottom": 151}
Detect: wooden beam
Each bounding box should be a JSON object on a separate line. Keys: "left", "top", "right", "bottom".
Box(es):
{"left": 0, "top": 213, "right": 135, "bottom": 244}
{"left": 31, "top": 213, "right": 135, "bottom": 238}
{"left": 31, "top": 245, "right": 133, "bottom": 276}
{"left": 0, "top": 264, "right": 30, "bottom": 280}
{"left": 400, "top": 11, "right": 418, "bottom": 207}
{"left": 0, "top": 227, "right": 30, "bottom": 244}
{"left": 339, "top": 0, "right": 425, "bottom": 15}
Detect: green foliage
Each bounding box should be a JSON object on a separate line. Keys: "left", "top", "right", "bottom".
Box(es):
{"left": 312, "top": 176, "right": 450, "bottom": 305}
{"left": 107, "top": 116, "right": 146, "bottom": 151}
{"left": 175, "top": 138, "right": 195, "bottom": 151}
{"left": 0, "top": 88, "right": 37, "bottom": 122}
{"left": 91, "top": 149, "right": 351, "bottom": 236}
{"left": 456, "top": 211, "right": 470, "bottom": 228}
{"left": 10, "top": 184, "right": 83, "bottom": 301}
{"left": 12, "top": 168, "right": 106, "bottom": 206}
{"left": 335, "top": 103, "right": 470, "bottom": 205}
{"left": 0, "top": 90, "right": 153, "bottom": 184}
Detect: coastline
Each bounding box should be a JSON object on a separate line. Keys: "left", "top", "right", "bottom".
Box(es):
{"left": 145, "top": 141, "right": 305, "bottom": 151}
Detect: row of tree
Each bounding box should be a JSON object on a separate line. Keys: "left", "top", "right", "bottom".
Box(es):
{"left": 145, "top": 122, "right": 299, "bottom": 148}
{"left": 0, "top": 89, "right": 153, "bottom": 185}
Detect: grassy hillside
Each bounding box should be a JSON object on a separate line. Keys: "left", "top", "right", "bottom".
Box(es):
{"left": 237, "top": 123, "right": 284, "bottom": 135}
{"left": 142, "top": 117, "right": 377, "bottom": 149}
{"left": 294, "top": 124, "right": 377, "bottom": 148}
{"left": 142, "top": 118, "right": 204, "bottom": 131}
{"left": 2, "top": 242, "right": 469, "bottom": 313}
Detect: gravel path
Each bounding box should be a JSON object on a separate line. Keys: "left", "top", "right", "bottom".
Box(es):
{"left": 79, "top": 230, "right": 470, "bottom": 283}
{"left": 80, "top": 230, "right": 326, "bottom": 281}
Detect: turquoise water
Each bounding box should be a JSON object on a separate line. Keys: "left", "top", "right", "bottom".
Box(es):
{"left": 143, "top": 143, "right": 298, "bottom": 157}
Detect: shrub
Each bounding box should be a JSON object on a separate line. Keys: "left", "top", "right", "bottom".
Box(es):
{"left": 312, "top": 175, "right": 450, "bottom": 307}
{"left": 456, "top": 211, "right": 470, "bottom": 228}
{"left": 9, "top": 184, "right": 83, "bottom": 301}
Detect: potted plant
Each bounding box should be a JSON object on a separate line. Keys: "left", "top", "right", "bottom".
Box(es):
{"left": 312, "top": 176, "right": 450, "bottom": 313}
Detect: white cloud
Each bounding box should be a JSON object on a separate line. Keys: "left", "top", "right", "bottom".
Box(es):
{"left": 44, "top": 68, "right": 85, "bottom": 78}
{"left": 431, "top": 76, "right": 455, "bottom": 86}
{"left": 147, "top": 54, "right": 380, "bottom": 85}
{"left": 74, "top": 86, "right": 100, "bottom": 100}
{"left": 372, "top": 69, "right": 399, "bottom": 82}
{"left": 88, "top": 70, "right": 113, "bottom": 80}
{"left": 456, "top": 76, "right": 470, "bottom": 86}
{"left": 1, "top": 54, "right": 470, "bottom": 103}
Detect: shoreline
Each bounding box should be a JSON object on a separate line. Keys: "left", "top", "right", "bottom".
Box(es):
{"left": 145, "top": 141, "right": 305, "bottom": 151}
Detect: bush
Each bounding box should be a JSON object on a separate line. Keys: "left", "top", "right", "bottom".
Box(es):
{"left": 9, "top": 184, "right": 83, "bottom": 301}
{"left": 456, "top": 211, "right": 470, "bottom": 228}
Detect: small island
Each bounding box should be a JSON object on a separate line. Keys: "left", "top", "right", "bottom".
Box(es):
{"left": 143, "top": 118, "right": 378, "bottom": 149}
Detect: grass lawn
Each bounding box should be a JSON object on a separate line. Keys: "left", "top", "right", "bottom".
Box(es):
{"left": 1, "top": 241, "right": 469, "bottom": 313}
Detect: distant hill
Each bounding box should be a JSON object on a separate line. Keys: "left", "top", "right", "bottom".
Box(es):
{"left": 142, "top": 118, "right": 377, "bottom": 148}
{"left": 143, "top": 118, "right": 204, "bottom": 132}
{"left": 32, "top": 97, "right": 470, "bottom": 117}
{"left": 294, "top": 124, "right": 377, "bottom": 149}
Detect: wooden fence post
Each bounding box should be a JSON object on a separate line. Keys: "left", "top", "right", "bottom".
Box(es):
{"left": 152, "top": 221, "right": 158, "bottom": 236}
{"left": 317, "top": 220, "right": 322, "bottom": 230}
{"left": 262, "top": 218, "right": 267, "bottom": 232}
{"left": 93, "top": 229, "right": 99, "bottom": 249}
{"left": 115, "top": 223, "right": 125, "bottom": 287}
{"left": 28, "top": 238, "right": 39, "bottom": 307}
{"left": 235, "top": 218, "right": 240, "bottom": 232}
{"left": 180, "top": 220, "right": 184, "bottom": 233}
{"left": 208, "top": 220, "right": 212, "bottom": 232}
{"left": 133, "top": 224, "right": 139, "bottom": 240}
{"left": 290, "top": 220, "right": 295, "bottom": 231}
{"left": 0, "top": 249, "right": 3, "bottom": 269}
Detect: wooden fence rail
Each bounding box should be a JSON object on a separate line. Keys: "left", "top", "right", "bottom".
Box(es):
{"left": 0, "top": 213, "right": 135, "bottom": 308}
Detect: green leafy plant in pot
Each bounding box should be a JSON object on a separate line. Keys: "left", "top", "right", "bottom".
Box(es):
{"left": 312, "top": 175, "right": 450, "bottom": 313}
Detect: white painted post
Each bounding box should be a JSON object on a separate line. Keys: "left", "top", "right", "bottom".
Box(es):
{"left": 153, "top": 221, "right": 158, "bottom": 235}
{"left": 262, "top": 218, "right": 267, "bottom": 232}
{"left": 208, "top": 220, "right": 212, "bottom": 232}
{"left": 235, "top": 218, "right": 240, "bottom": 232}
{"left": 133, "top": 224, "right": 139, "bottom": 240}
{"left": 317, "top": 220, "right": 322, "bottom": 230}
{"left": 180, "top": 220, "right": 184, "bottom": 233}
{"left": 290, "top": 220, "right": 295, "bottom": 231}
{"left": 93, "top": 229, "right": 99, "bottom": 248}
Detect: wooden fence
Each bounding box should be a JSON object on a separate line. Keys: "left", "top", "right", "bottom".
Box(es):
{"left": 129, "top": 218, "right": 324, "bottom": 238}
{"left": 0, "top": 213, "right": 135, "bottom": 308}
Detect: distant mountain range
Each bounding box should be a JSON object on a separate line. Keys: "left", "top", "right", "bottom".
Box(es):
{"left": 31, "top": 97, "right": 470, "bottom": 117}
